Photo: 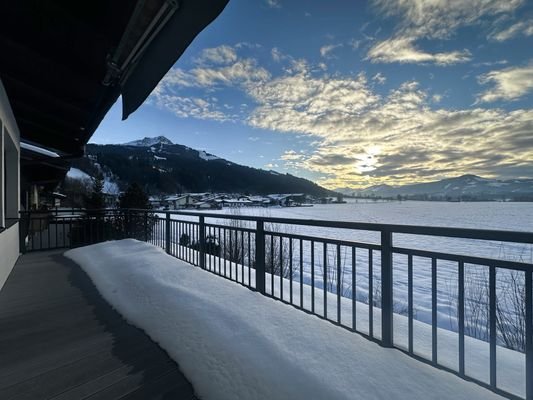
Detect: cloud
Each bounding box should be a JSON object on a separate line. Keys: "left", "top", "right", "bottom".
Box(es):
{"left": 280, "top": 150, "right": 305, "bottom": 161}
{"left": 367, "top": 0, "right": 523, "bottom": 65}
{"left": 372, "top": 72, "right": 386, "bottom": 84}
{"left": 271, "top": 47, "right": 292, "bottom": 63}
{"left": 320, "top": 43, "right": 343, "bottom": 58}
{"left": 473, "top": 60, "right": 509, "bottom": 68}
{"left": 246, "top": 66, "right": 533, "bottom": 188}
{"left": 371, "top": 0, "right": 523, "bottom": 39}
{"left": 191, "top": 59, "right": 271, "bottom": 87}
{"left": 367, "top": 37, "right": 471, "bottom": 65}
{"left": 151, "top": 45, "right": 533, "bottom": 189}
{"left": 195, "top": 45, "right": 237, "bottom": 65}
{"left": 477, "top": 63, "right": 533, "bottom": 102}
{"left": 150, "top": 95, "right": 233, "bottom": 122}
{"left": 490, "top": 19, "right": 533, "bottom": 41}
{"left": 348, "top": 39, "right": 363, "bottom": 50}
{"left": 265, "top": 0, "right": 281, "bottom": 9}
{"left": 154, "top": 47, "right": 271, "bottom": 91}
{"left": 431, "top": 94, "right": 443, "bottom": 103}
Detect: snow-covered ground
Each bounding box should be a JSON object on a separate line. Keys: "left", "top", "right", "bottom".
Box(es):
{"left": 66, "top": 240, "right": 509, "bottom": 400}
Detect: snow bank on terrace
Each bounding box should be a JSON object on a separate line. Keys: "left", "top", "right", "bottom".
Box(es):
{"left": 65, "top": 240, "right": 502, "bottom": 400}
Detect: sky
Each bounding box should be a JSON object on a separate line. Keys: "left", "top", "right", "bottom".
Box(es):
{"left": 91, "top": 0, "right": 533, "bottom": 190}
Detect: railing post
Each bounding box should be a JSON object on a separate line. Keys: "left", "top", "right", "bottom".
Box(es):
{"left": 381, "top": 230, "right": 393, "bottom": 347}
{"left": 126, "top": 209, "right": 132, "bottom": 238}
{"left": 165, "top": 212, "right": 171, "bottom": 254}
{"left": 526, "top": 270, "right": 532, "bottom": 400}
{"left": 255, "top": 220, "right": 266, "bottom": 294}
{"left": 199, "top": 215, "right": 206, "bottom": 269}
{"left": 144, "top": 211, "right": 148, "bottom": 242}
{"left": 19, "top": 212, "right": 28, "bottom": 254}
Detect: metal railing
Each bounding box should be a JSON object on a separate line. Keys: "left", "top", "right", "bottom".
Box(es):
{"left": 20, "top": 208, "right": 533, "bottom": 399}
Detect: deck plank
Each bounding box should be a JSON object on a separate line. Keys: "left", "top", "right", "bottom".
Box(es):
{"left": 0, "top": 250, "right": 197, "bottom": 400}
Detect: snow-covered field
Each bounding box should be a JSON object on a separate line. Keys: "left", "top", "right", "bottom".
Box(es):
{"left": 65, "top": 240, "right": 507, "bottom": 400}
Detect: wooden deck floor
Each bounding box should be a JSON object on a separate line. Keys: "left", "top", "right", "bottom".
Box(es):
{"left": 0, "top": 250, "right": 197, "bottom": 400}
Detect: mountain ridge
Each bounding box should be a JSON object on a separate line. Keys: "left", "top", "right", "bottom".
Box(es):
{"left": 74, "top": 137, "right": 332, "bottom": 196}
{"left": 336, "top": 174, "right": 533, "bottom": 200}
{"left": 124, "top": 136, "right": 175, "bottom": 147}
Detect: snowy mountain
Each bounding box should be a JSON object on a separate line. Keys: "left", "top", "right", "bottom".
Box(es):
{"left": 340, "top": 175, "right": 533, "bottom": 200}
{"left": 124, "top": 136, "right": 174, "bottom": 147}
{"left": 66, "top": 167, "right": 120, "bottom": 195}
{"left": 72, "top": 137, "right": 331, "bottom": 196}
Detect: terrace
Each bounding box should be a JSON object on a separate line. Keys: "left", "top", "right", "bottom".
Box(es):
{"left": 0, "top": 250, "right": 196, "bottom": 399}
{"left": 1, "top": 208, "right": 530, "bottom": 399}
{"left": 0, "top": 1, "right": 532, "bottom": 399}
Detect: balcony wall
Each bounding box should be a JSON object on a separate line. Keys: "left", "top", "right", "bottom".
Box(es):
{"left": 0, "top": 78, "right": 21, "bottom": 291}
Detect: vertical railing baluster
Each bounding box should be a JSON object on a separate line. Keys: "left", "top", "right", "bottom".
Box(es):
{"left": 68, "top": 218, "right": 72, "bottom": 249}
{"left": 311, "top": 241, "right": 315, "bottom": 313}
{"left": 408, "top": 254, "right": 413, "bottom": 354}
{"left": 337, "top": 244, "right": 342, "bottom": 324}
{"left": 352, "top": 247, "right": 356, "bottom": 332}
{"left": 489, "top": 265, "right": 497, "bottom": 389}
{"left": 48, "top": 214, "right": 51, "bottom": 248}
{"left": 323, "top": 242, "right": 328, "bottom": 320}
{"left": 289, "top": 238, "right": 293, "bottom": 304}
{"left": 144, "top": 211, "right": 148, "bottom": 242}
{"left": 62, "top": 217, "right": 66, "bottom": 248}
{"left": 369, "top": 248, "right": 373, "bottom": 338}
{"left": 199, "top": 216, "right": 205, "bottom": 269}
{"left": 241, "top": 231, "right": 245, "bottom": 283}
{"left": 55, "top": 213, "right": 58, "bottom": 248}
{"left": 280, "top": 236, "right": 284, "bottom": 300}
{"left": 189, "top": 223, "right": 192, "bottom": 263}
{"left": 165, "top": 213, "right": 171, "bottom": 254}
{"left": 300, "top": 239, "right": 304, "bottom": 309}
{"left": 458, "top": 261, "right": 465, "bottom": 377}
{"left": 218, "top": 226, "right": 221, "bottom": 275}
{"left": 270, "top": 234, "right": 274, "bottom": 295}
{"left": 228, "top": 229, "right": 232, "bottom": 275}
{"left": 248, "top": 232, "right": 251, "bottom": 286}
{"left": 177, "top": 222, "right": 181, "bottom": 258}
{"left": 381, "top": 230, "right": 393, "bottom": 347}
{"left": 229, "top": 230, "right": 233, "bottom": 280}
{"left": 525, "top": 269, "right": 532, "bottom": 400}
{"left": 432, "top": 257, "right": 437, "bottom": 365}
{"left": 223, "top": 228, "right": 227, "bottom": 277}
{"left": 255, "top": 221, "right": 266, "bottom": 294}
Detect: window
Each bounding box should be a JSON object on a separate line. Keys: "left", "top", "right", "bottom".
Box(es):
{"left": 1, "top": 125, "right": 18, "bottom": 228}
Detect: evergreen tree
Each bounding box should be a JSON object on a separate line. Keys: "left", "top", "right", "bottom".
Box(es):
{"left": 86, "top": 174, "right": 105, "bottom": 210}
{"left": 118, "top": 183, "right": 153, "bottom": 240}
{"left": 119, "top": 182, "right": 151, "bottom": 209}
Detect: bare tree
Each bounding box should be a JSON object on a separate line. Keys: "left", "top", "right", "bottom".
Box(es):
{"left": 445, "top": 267, "right": 490, "bottom": 341}
{"left": 496, "top": 270, "right": 526, "bottom": 352}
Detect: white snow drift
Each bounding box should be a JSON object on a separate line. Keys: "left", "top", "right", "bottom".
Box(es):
{"left": 65, "top": 240, "right": 503, "bottom": 400}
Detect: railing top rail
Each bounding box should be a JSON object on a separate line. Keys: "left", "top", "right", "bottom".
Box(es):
{"left": 20, "top": 208, "right": 533, "bottom": 244}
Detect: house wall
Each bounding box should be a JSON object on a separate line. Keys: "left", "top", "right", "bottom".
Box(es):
{"left": 0, "top": 78, "right": 21, "bottom": 291}
{"left": 0, "top": 223, "right": 19, "bottom": 289}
